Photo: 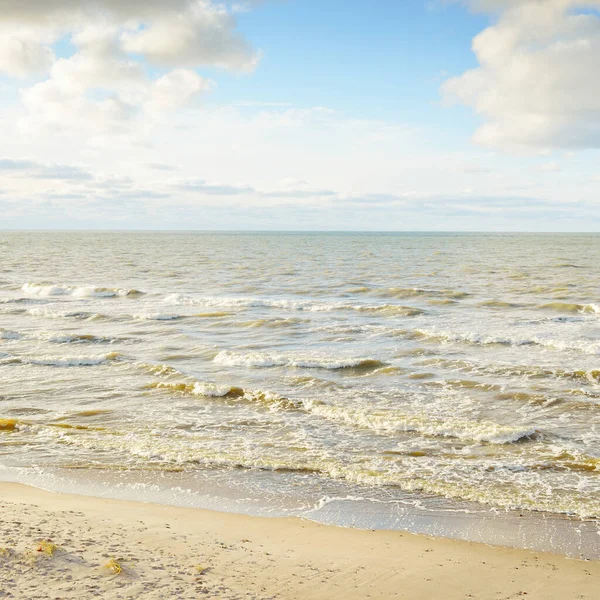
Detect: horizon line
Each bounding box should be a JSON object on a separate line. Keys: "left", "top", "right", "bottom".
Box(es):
{"left": 0, "top": 229, "right": 598, "bottom": 234}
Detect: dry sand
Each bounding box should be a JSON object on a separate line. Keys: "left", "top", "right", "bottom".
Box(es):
{"left": 0, "top": 483, "right": 598, "bottom": 600}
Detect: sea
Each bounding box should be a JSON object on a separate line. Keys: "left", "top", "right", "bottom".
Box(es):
{"left": 1, "top": 231, "right": 599, "bottom": 558}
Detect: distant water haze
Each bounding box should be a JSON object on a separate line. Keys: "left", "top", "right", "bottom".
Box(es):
{"left": 1, "top": 232, "right": 599, "bottom": 557}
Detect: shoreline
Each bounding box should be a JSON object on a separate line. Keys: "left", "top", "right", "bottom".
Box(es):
{"left": 0, "top": 483, "right": 598, "bottom": 599}
{"left": 2, "top": 466, "right": 599, "bottom": 561}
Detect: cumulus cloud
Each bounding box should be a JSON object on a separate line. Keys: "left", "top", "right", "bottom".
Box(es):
{"left": 0, "top": 35, "right": 54, "bottom": 77}
{"left": 145, "top": 70, "right": 213, "bottom": 116}
{"left": 443, "top": 0, "right": 600, "bottom": 149}
{"left": 120, "top": 4, "right": 259, "bottom": 71}
{"left": 0, "top": 0, "right": 259, "bottom": 135}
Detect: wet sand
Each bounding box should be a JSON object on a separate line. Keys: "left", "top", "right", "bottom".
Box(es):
{"left": 0, "top": 483, "right": 598, "bottom": 599}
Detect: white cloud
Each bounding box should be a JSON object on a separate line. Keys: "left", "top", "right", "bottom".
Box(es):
{"left": 19, "top": 78, "right": 138, "bottom": 136}
{"left": 540, "top": 160, "right": 562, "bottom": 172}
{"left": 443, "top": 1, "right": 600, "bottom": 149}
{"left": 120, "top": 3, "right": 259, "bottom": 72}
{"left": 0, "top": 35, "right": 55, "bottom": 78}
{"left": 0, "top": 0, "right": 258, "bottom": 136}
{"left": 0, "top": 157, "right": 94, "bottom": 180}
{"left": 145, "top": 70, "right": 213, "bottom": 115}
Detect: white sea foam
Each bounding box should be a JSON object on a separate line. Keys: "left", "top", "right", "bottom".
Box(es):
{"left": 148, "top": 366, "right": 534, "bottom": 445}
{"left": 415, "top": 328, "right": 600, "bottom": 355}
{"left": 22, "top": 283, "right": 143, "bottom": 298}
{"left": 0, "top": 328, "right": 115, "bottom": 344}
{"left": 308, "top": 403, "right": 538, "bottom": 444}
{"left": 26, "top": 307, "right": 106, "bottom": 321}
{"left": 36, "top": 332, "right": 117, "bottom": 344}
{"left": 132, "top": 313, "right": 182, "bottom": 321}
{"left": 19, "top": 352, "right": 120, "bottom": 367}
{"left": 164, "top": 294, "right": 423, "bottom": 316}
{"left": 0, "top": 297, "right": 48, "bottom": 305}
{"left": 151, "top": 381, "right": 241, "bottom": 398}
{"left": 582, "top": 304, "right": 600, "bottom": 314}
{"left": 213, "top": 350, "right": 386, "bottom": 371}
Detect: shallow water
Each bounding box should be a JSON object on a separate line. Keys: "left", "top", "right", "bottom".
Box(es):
{"left": 1, "top": 232, "right": 599, "bottom": 557}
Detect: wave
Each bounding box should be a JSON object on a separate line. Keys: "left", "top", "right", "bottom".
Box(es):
{"left": 131, "top": 311, "right": 232, "bottom": 321}
{"left": 417, "top": 356, "right": 600, "bottom": 387}
{"left": 351, "top": 286, "right": 469, "bottom": 300}
{"left": 545, "top": 450, "right": 600, "bottom": 473}
{"left": 0, "top": 327, "right": 117, "bottom": 345}
{"left": 0, "top": 418, "right": 105, "bottom": 434}
{"left": 423, "top": 379, "right": 501, "bottom": 392}
{"left": 303, "top": 402, "right": 539, "bottom": 445}
{"left": 142, "top": 363, "right": 186, "bottom": 378}
{"left": 539, "top": 302, "right": 600, "bottom": 314}
{"left": 147, "top": 370, "right": 536, "bottom": 445}
{"left": 0, "top": 297, "right": 49, "bottom": 305}
{"left": 22, "top": 282, "right": 144, "bottom": 298}
{"left": 52, "top": 427, "right": 600, "bottom": 518}
{"left": 12, "top": 352, "right": 121, "bottom": 367}
{"left": 25, "top": 307, "right": 108, "bottom": 321}
{"left": 163, "top": 294, "right": 424, "bottom": 317}
{"left": 427, "top": 299, "right": 458, "bottom": 306}
{"left": 237, "top": 317, "right": 306, "bottom": 329}
{"left": 213, "top": 350, "right": 387, "bottom": 372}
{"left": 132, "top": 313, "right": 184, "bottom": 321}
{"left": 414, "top": 329, "right": 532, "bottom": 347}
{"left": 478, "top": 300, "right": 525, "bottom": 309}
{"left": 146, "top": 382, "right": 299, "bottom": 411}
{"left": 356, "top": 305, "right": 424, "bottom": 317}
{"left": 413, "top": 328, "right": 600, "bottom": 355}
{"left": 38, "top": 332, "right": 118, "bottom": 344}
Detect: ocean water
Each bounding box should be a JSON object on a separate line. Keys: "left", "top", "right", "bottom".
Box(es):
{"left": 1, "top": 231, "right": 599, "bottom": 557}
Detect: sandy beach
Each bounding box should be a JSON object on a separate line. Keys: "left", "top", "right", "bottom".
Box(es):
{"left": 0, "top": 484, "right": 597, "bottom": 600}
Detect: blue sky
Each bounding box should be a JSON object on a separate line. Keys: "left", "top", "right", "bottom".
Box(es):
{"left": 218, "top": 1, "right": 483, "bottom": 115}
{"left": 0, "top": 0, "right": 599, "bottom": 230}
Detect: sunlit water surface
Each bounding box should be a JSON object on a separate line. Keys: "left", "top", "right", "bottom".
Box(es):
{"left": 1, "top": 232, "right": 599, "bottom": 557}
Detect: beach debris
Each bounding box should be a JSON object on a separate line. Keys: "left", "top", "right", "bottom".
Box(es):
{"left": 195, "top": 564, "right": 208, "bottom": 575}
{"left": 37, "top": 539, "right": 59, "bottom": 556}
{"left": 104, "top": 557, "right": 124, "bottom": 575}
{"left": 0, "top": 419, "right": 19, "bottom": 432}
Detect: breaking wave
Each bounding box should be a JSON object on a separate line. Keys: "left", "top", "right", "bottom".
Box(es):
{"left": 351, "top": 286, "right": 469, "bottom": 300}
{"left": 164, "top": 294, "right": 424, "bottom": 316}
{"left": 539, "top": 302, "right": 600, "bottom": 314}
{"left": 22, "top": 282, "right": 144, "bottom": 298}
{"left": 147, "top": 372, "right": 538, "bottom": 445}
{"left": 132, "top": 313, "right": 184, "bottom": 321}
{"left": 9, "top": 352, "right": 121, "bottom": 367}
{"left": 213, "top": 350, "right": 387, "bottom": 371}
{"left": 25, "top": 307, "right": 108, "bottom": 321}
{"left": 307, "top": 403, "right": 539, "bottom": 445}
{"left": 413, "top": 328, "right": 600, "bottom": 355}
{"left": 146, "top": 381, "right": 299, "bottom": 411}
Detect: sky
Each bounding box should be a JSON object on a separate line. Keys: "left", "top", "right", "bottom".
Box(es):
{"left": 0, "top": 0, "right": 599, "bottom": 231}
